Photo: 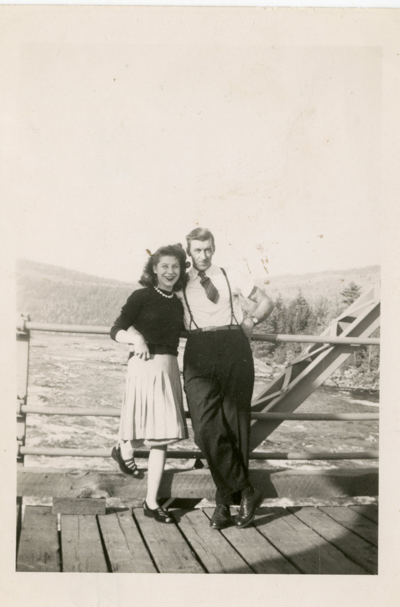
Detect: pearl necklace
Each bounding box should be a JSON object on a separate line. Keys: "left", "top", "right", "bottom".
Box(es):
{"left": 154, "top": 285, "right": 174, "bottom": 299}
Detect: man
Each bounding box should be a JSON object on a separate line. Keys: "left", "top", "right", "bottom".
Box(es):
{"left": 179, "top": 227, "right": 274, "bottom": 529}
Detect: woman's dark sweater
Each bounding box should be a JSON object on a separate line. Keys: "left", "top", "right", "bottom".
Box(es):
{"left": 110, "top": 287, "right": 184, "bottom": 356}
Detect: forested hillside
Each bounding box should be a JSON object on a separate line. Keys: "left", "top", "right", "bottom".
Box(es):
{"left": 17, "top": 258, "right": 379, "bottom": 326}
{"left": 256, "top": 266, "right": 380, "bottom": 303}
{"left": 16, "top": 259, "right": 139, "bottom": 325}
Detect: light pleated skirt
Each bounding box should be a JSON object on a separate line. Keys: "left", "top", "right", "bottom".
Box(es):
{"left": 119, "top": 354, "right": 188, "bottom": 446}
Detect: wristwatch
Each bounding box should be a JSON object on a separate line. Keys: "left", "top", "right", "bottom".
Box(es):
{"left": 251, "top": 316, "right": 259, "bottom": 326}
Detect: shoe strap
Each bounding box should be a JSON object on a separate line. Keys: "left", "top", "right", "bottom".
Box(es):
{"left": 123, "top": 457, "right": 137, "bottom": 469}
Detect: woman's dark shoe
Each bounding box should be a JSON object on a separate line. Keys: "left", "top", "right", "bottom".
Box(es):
{"left": 143, "top": 500, "right": 173, "bottom": 524}
{"left": 111, "top": 445, "right": 143, "bottom": 478}
{"left": 209, "top": 504, "right": 232, "bottom": 530}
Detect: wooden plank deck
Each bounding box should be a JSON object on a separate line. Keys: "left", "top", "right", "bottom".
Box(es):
{"left": 61, "top": 514, "right": 108, "bottom": 572}
{"left": 16, "top": 503, "right": 378, "bottom": 574}
{"left": 289, "top": 506, "right": 378, "bottom": 573}
{"left": 98, "top": 510, "right": 157, "bottom": 573}
{"left": 17, "top": 506, "right": 60, "bottom": 572}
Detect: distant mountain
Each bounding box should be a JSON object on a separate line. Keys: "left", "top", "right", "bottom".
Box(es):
{"left": 255, "top": 266, "right": 380, "bottom": 304}
{"left": 16, "top": 259, "right": 140, "bottom": 325}
{"left": 16, "top": 258, "right": 380, "bottom": 325}
{"left": 16, "top": 259, "right": 133, "bottom": 287}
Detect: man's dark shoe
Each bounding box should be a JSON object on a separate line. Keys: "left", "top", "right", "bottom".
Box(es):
{"left": 209, "top": 504, "right": 232, "bottom": 530}
{"left": 235, "top": 489, "right": 262, "bottom": 529}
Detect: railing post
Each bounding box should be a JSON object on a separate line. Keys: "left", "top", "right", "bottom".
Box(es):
{"left": 17, "top": 315, "right": 30, "bottom": 468}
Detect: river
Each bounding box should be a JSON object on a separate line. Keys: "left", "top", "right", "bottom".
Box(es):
{"left": 24, "top": 332, "right": 379, "bottom": 473}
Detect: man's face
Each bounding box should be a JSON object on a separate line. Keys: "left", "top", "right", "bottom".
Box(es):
{"left": 188, "top": 238, "right": 215, "bottom": 272}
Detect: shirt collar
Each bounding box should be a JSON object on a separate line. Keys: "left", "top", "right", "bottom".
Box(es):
{"left": 189, "top": 264, "right": 215, "bottom": 280}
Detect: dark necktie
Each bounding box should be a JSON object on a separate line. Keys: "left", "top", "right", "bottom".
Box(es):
{"left": 198, "top": 270, "right": 219, "bottom": 303}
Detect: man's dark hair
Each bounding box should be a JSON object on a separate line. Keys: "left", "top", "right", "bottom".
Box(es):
{"left": 139, "top": 243, "right": 189, "bottom": 291}
{"left": 185, "top": 227, "right": 215, "bottom": 255}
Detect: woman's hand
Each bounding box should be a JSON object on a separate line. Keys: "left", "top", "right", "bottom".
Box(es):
{"left": 126, "top": 327, "right": 150, "bottom": 360}
{"left": 132, "top": 336, "right": 150, "bottom": 360}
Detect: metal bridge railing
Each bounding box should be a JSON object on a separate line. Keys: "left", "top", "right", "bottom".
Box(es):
{"left": 20, "top": 404, "right": 378, "bottom": 422}
{"left": 17, "top": 319, "right": 379, "bottom": 345}
{"left": 19, "top": 446, "right": 378, "bottom": 460}
{"left": 16, "top": 317, "right": 379, "bottom": 465}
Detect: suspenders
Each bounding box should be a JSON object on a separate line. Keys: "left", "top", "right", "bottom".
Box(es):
{"left": 182, "top": 286, "right": 198, "bottom": 330}
{"left": 183, "top": 267, "right": 240, "bottom": 331}
{"left": 221, "top": 268, "right": 240, "bottom": 328}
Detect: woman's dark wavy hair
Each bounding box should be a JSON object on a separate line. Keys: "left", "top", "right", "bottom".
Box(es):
{"left": 139, "top": 243, "right": 189, "bottom": 291}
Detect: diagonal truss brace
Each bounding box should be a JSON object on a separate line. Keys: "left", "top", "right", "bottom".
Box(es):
{"left": 249, "top": 281, "right": 380, "bottom": 451}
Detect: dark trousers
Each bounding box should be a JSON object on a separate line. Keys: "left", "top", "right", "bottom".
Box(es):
{"left": 183, "top": 329, "right": 255, "bottom": 505}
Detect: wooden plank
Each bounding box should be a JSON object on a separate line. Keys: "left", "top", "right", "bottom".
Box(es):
{"left": 349, "top": 504, "right": 379, "bottom": 524}
{"left": 53, "top": 498, "right": 106, "bottom": 515}
{"left": 202, "top": 508, "right": 299, "bottom": 574}
{"left": 17, "top": 506, "right": 60, "bottom": 572}
{"left": 172, "top": 509, "right": 252, "bottom": 574}
{"left": 133, "top": 507, "right": 204, "bottom": 573}
{"left": 116, "top": 511, "right": 158, "bottom": 572}
{"left": 61, "top": 514, "right": 108, "bottom": 572}
{"left": 290, "top": 507, "right": 377, "bottom": 574}
{"left": 319, "top": 506, "right": 378, "bottom": 546}
{"left": 254, "top": 507, "right": 368, "bottom": 575}
{"left": 17, "top": 467, "right": 379, "bottom": 500}
{"left": 98, "top": 511, "right": 157, "bottom": 573}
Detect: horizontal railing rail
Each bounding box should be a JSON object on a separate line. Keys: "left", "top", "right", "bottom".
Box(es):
{"left": 20, "top": 404, "right": 379, "bottom": 422}
{"left": 251, "top": 333, "right": 380, "bottom": 346}
{"left": 251, "top": 411, "right": 378, "bottom": 421}
{"left": 17, "top": 320, "right": 380, "bottom": 345}
{"left": 19, "top": 446, "right": 378, "bottom": 460}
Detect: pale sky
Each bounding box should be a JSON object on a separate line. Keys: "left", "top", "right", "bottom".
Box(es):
{"left": 5, "top": 11, "right": 383, "bottom": 285}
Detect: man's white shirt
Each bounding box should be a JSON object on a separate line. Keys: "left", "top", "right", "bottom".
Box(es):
{"left": 176, "top": 265, "right": 255, "bottom": 330}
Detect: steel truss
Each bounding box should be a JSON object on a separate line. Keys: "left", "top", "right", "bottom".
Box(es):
{"left": 249, "top": 282, "right": 380, "bottom": 451}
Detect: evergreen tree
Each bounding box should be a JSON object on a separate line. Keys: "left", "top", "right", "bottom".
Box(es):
{"left": 267, "top": 294, "right": 287, "bottom": 335}
{"left": 285, "top": 291, "right": 314, "bottom": 355}
{"left": 254, "top": 294, "right": 288, "bottom": 360}
{"left": 341, "top": 282, "right": 362, "bottom": 308}
{"left": 311, "top": 296, "right": 331, "bottom": 334}
{"left": 287, "top": 290, "right": 313, "bottom": 335}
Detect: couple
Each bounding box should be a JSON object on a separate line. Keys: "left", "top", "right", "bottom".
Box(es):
{"left": 110, "top": 227, "right": 274, "bottom": 529}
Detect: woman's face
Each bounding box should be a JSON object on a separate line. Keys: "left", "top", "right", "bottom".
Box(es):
{"left": 153, "top": 255, "right": 181, "bottom": 291}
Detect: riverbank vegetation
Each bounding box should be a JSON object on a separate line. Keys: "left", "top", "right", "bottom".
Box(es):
{"left": 248, "top": 282, "right": 379, "bottom": 390}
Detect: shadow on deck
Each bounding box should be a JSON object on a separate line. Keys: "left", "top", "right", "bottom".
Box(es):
{"left": 16, "top": 501, "right": 378, "bottom": 574}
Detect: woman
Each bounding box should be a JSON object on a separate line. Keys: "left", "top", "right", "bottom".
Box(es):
{"left": 110, "top": 244, "right": 188, "bottom": 523}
